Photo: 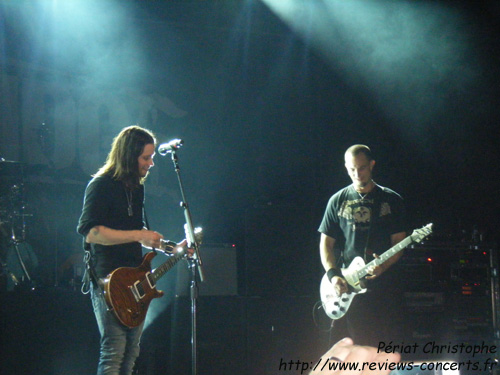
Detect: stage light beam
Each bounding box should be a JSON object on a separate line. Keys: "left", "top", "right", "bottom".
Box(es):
{"left": 260, "top": 0, "right": 479, "bottom": 144}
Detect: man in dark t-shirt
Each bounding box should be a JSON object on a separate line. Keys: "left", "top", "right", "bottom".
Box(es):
{"left": 318, "top": 144, "right": 407, "bottom": 346}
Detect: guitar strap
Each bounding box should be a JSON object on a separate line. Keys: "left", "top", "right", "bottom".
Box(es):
{"left": 143, "top": 204, "right": 151, "bottom": 231}
{"left": 362, "top": 189, "right": 380, "bottom": 263}
{"left": 353, "top": 199, "right": 373, "bottom": 264}
{"left": 361, "top": 193, "right": 383, "bottom": 292}
{"left": 143, "top": 204, "right": 158, "bottom": 254}
{"left": 362, "top": 223, "right": 372, "bottom": 264}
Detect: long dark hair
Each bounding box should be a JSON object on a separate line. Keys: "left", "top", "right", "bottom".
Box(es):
{"left": 95, "top": 125, "right": 156, "bottom": 187}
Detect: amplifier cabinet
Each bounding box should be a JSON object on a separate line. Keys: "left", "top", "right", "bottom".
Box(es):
{"left": 175, "top": 243, "right": 238, "bottom": 296}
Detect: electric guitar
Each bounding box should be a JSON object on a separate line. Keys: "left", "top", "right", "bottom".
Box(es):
{"left": 102, "top": 228, "right": 202, "bottom": 328}
{"left": 320, "top": 223, "right": 433, "bottom": 320}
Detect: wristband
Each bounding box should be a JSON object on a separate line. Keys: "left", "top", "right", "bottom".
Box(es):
{"left": 327, "top": 268, "right": 343, "bottom": 282}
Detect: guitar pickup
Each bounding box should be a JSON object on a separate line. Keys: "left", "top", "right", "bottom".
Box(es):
{"left": 145, "top": 272, "right": 156, "bottom": 290}
{"left": 129, "top": 272, "right": 157, "bottom": 302}
{"left": 130, "top": 281, "right": 145, "bottom": 302}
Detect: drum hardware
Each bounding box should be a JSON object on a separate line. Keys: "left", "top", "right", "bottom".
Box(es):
{"left": 0, "top": 255, "right": 20, "bottom": 286}
{"left": 11, "top": 237, "right": 33, "bottom": 284}
{"left": 0, "top": 159, "right": 36, "bottom": 291}
{"left": 1, "top": 240, "right": 37, "bottom": 291}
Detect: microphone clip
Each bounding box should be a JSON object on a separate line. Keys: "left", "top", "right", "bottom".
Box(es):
{"left": 158, "top": 139, "right": 183, "bottom": 155}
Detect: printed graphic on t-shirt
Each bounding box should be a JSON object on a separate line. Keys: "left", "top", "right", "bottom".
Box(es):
{"left": 338, "top": 199, "right": 372, "bottom": 231}
{"left": 353, "top": 205, "right": 370, "bottom": 223}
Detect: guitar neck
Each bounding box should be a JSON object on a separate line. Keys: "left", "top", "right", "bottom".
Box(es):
{"left": 358, "top": 235, "right": 413, "bottom": 279}
{"left": 151, "top": 242, "right": 186, "bottom": 283}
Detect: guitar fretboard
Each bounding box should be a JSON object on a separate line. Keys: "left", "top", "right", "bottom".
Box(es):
{"left": 149, "top": 228, "right": 202, "bottom": 283}
{"left": 151, "top": 241, "right": 185, "bottom": 282}
{"left": 357, "top": 235, "right": 413, "bottom": 279}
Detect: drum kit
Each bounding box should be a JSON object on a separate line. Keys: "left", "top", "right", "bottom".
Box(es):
{"left": 0, "top": 158, "right": 37, "bottom": 291}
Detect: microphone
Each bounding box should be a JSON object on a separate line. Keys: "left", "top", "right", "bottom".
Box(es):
{"left": 158, "top": 139, "right": 183, "bottom": 155}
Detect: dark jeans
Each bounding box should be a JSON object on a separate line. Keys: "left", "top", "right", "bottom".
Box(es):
{"left": 90, "top": 286, "right": 144, "bottom": 375}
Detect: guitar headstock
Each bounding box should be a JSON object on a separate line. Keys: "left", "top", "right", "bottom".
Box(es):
{"left": 158, "top": 227, "right": 203, "bottom": 254}
{"left": 410, "top": 223, "right": 433, "bottom": 243}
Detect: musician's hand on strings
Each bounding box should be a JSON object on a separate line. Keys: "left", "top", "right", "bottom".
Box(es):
{"left": 309, "top": 337, "right": 401, "bottom": 375}
{"left": 332, "top": 276, "right": 349, "bottom": 296}
{"left": 365, "top": 254, "right": 385, "bottom": 280}
{"left": 174, "top": 239, "right": 194, "bottom": 257}
{"left": 186, "top": 246, "right": 195, "bottom": 257}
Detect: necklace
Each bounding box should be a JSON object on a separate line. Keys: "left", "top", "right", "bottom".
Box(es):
{"left": 355, "top": 180, "right": 375, "bottom": 200}
{"left": 358, "top": 192, "right": 368, "bottom": 200}
{"left": 125, "top": 187, "right": 133, "bottom": 216}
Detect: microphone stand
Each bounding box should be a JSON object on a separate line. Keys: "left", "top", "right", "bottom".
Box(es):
{"left": 165, "top": 147, "right": 204, "bottom": 375}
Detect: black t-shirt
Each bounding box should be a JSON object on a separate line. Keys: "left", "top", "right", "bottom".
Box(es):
{"left": 77, "top": 175, "right": 145, "bottom": 278}
{"left": 318, "top": 184, "right": 406, "bottom": 267}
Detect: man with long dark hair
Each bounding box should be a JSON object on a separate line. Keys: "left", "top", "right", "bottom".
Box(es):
{"left": 77, "top": 125, "right": 166, "bottom": 374}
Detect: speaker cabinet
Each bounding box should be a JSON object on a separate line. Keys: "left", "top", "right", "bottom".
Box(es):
{"left": 175, "top": 243, "right": 238, "bottom": 296}
{"left": 397, "top": 241, "right": 497, "bottom": 363}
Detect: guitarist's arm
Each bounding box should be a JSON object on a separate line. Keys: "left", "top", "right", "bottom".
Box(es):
{"left": 86, "top": 225, "right": 163, "bottom": 249}
{"left": 366, "top": 231, "right": 406, "bottom": 279}
{"left": 320, "top": 233, "right": 349, "bottom": 295}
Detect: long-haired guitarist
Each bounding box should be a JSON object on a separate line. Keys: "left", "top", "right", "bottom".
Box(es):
{"left": 318, "top": 144, "right": 407, "bottom": 346}
{"left": 77, "top": 126, "right": 182, "bottom": 375}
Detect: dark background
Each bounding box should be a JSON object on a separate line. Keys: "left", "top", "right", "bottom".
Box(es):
{"left": 1, "top": 0, "right": 499, "bottom": 374}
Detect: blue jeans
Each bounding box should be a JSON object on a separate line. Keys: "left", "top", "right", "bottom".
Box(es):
{"left": 91, "top": 286, "right": 144, "bottom": 375}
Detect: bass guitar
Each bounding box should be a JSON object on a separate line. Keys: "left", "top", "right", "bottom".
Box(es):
{"left": 320, "top": 223, "right": 433, "bottom": 320}
{"left": 102, "top": 228, "right": 202, "bottom": 328}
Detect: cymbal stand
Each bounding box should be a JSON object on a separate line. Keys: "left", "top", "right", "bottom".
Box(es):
{"left": 11, "top": 227, "right": 32, "bottom": 284}
{"left": 0, "top": 255, "right": 20, "bottom": 287}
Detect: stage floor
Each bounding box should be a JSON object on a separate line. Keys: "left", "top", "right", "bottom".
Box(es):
{"left": 1, "top": 284, "right": 495, "bottom": 375}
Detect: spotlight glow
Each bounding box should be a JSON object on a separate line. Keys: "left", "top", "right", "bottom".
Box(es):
{"left": 260, "top": 0, "right": 478, "bottom": 142}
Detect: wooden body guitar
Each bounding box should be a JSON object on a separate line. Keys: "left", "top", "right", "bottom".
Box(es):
{"left": 102, "top": 230, "right": 201, "bottom": 328}
{"left": 320, "top": 223, "right": 433, "bottom": 320}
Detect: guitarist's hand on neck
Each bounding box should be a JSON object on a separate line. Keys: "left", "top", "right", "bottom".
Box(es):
{"left": 175, "top": 239, "right": 195, "bottom": 257}
{"left": 365, "top": 253, "right": 386, "bottom": 280}
{"left": 365, "top": 230, "right": 407, "bottom": 280}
